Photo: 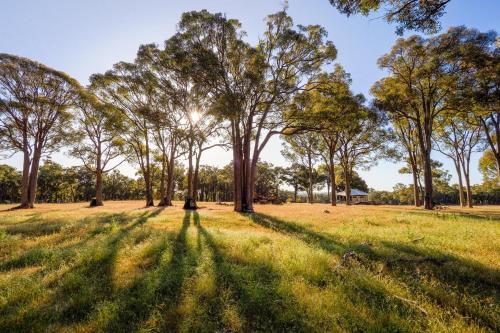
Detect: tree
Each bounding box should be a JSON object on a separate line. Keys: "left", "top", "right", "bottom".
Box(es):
{"left": 71, "top": 93, "right": 125, "bottom": 206}
{"left": 336, "top": 102, "right": 387, "bottom": 205}
{"left": 0, "top": 164, "right": 21, "bottom": 203}
{"left": 290, "top": 66, "right": 355, "bottom": 205}
{"left": 336, "top": 170, "right": 368, "bottom": 193}
{"left": 434, "top": 114, "right": 482, "bottom": 207}
{"left": 328, "top": 0, "right": 452, "bottom": 35}
{"left": 373, "top": 27, "right": 489, "bottom": 209}
{"left": 90, "top": 61, "right": 156, "bottom": 207}
{"left": 392, "top": 117, "right": 421, "bottom": 206}
{"left": 0, "top": 54, "right": 81, "bottom": 208}
{"left": 479, "top": 149, "right": 498, "bottom": 189}
{"left": 279, "top": 163, "right": 308, "bottom": 203}
{"left": 282, "top": 132, "right": 321, "bottom": 203}
{"left": 171, "top": 10, "right": 337, "bottom": 212}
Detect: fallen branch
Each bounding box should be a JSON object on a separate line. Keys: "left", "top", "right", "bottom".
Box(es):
{"left": 393, "top": 295, "right": 428, "bottom": 316}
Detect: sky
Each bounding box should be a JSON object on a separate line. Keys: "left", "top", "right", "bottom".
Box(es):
{"left": 1, "top": 0, "right": 499, "bottom": 191}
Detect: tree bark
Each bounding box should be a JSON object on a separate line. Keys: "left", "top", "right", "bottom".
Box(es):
{"left": 329, "top": 151, "right": 337, "bottom": 206}
{"left": 92, "top": 143, "right": 104, "bottom": 207}
{"left": 410, "top": 161, "right": 420, "bottom": 207}
{"left": 144, "top": 128, "right": 154, "bottom": 207}
{"left": 307, "top": 151, "right": 314, "bottom": 204}
{"left": 27, "top": 147, "right": 42, "bottom": 208}
{"left": 193, "top": 149, "right": 202, "bottom": 201}
{"left": 20, "top": 132, "right": 31, "bottom": 208}
{"left": 183, "top": 135, "right": 197, "bottom": 210}
{"left": 422, "top": 151, "right": 433, "bottom": 209}
{"left": 345, "top": 167, "right": 351, "bottom": 206}
{"left": 232, "top": 120, "right": 243, "bottom": 212}
{"left": 461, "top": 155, "right": 474, "bottom": 208}
{"left": 454, "top": 160, "right": 465, "bottom": 207}
{"left": 163, "top": 140, "right": 176, "bottom": 206}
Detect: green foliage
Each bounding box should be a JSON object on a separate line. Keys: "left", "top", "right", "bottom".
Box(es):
{"left": 0, "top": 164, "right": 21, "bottom": 203}
{"left": 328, "top": 0, "right": 452, "bottom": 35}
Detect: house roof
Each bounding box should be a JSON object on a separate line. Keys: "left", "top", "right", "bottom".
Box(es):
{"left": 337, "top": 188, "right": 368, "bottom": 196}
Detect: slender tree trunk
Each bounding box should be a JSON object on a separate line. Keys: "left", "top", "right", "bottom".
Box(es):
{"left": 307, "top": 152, "right": 313, "bottom": 204}
{"left": 232, "top": 120, "right": 243, "bottom": 212}
{"left": 92, "top": 143, "right": 104, "bottom": 207}
{"left": 144, "top": 128, "right": 154, "bottom": 207}
{"left": 329, "top": 152, "right": 337, "bottom": 206}
{"left": 163, "top": 141, "right": 176, "bottom": 206}
{"left": 27, "top": 147, "right": 42, "bottom": 208}
{"left": 20, "top": 136, "right": 31, "bottom": 208}
{"left": 461, "top": 156, "right": 474, "bottom": 208}
{"left": 422, "top": 150, "right": 433, "bottom": 209}
{"left": 293, "top": 185, "right": 298, "bottom": 203}
{"left": 244, "top": 157, "right": 257, "bottom": 212}
{"left": 410, "top": 161, "right": 420, "bottom": 207}
{"left": 193, "top": 150, "right": 202, "bottom": 201}
{"left": 453, "top": 160, "right": 465, "bottom": 207}
{"left": 184, "top": 136, "right": 197, "bottom": 210}
{"left": 345, "top": 167, "right": 351, "bottom": 206}
{"left": 158, "top": 151, "right": 167, "bottom": 206}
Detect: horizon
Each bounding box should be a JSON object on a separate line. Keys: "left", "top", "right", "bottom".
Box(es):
{"left": 1, "top": 0, "right": 499, "bottom": 191}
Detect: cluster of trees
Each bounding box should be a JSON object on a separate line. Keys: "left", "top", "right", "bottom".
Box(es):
{"left": 0, "top": 162, "right": 145, "bottom": 203}
{"left": 1, "top": 10, "right": 338, "bottom": 212}
{"left": 372, "top": 26, "right": 499, "bottom": 209}
{"left": 1, "top": 6, "right": 498, "bottom": 211}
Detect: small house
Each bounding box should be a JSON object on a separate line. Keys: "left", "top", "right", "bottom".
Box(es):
{"left": 336, "top": 188, "right": 368, "bottom": 204}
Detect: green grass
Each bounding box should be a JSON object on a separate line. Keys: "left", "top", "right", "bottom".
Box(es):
{"left": 0, "top": 202, "right": 499, "bottom": 332}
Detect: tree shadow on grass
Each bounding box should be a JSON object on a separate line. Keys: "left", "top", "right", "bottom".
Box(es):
{"left": 65, "top": 208, "right": 197, "bottom": 332}
{"left": 247, "top": 212, "right": 500, "bottom": 331}
{"left": 405, "top": 209, "right": 500, "bottom": 222}
{"left": 0, "top": 207, "right": 172, "bottom": 332}
{"left": 195, "top": 211, "right": 326, "bottom": 333}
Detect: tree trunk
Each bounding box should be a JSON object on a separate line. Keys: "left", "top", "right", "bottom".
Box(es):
{"left": 163, "top": 141, "right": 176, "bottom": 206}
{"left": 232, "top": 120, "right": 243, "bottom": 212}
{"left": 461, "top": 156, "right": 473, "bottom": 208}
{"left": 307, "top": 152, "right": 314, "bottom": 204}
{"left": 345, "top": 167, "right": 351, "bottom": 206}
{"left": 183, "top": 136, "right": 197, "bottom": 210}
{"left": 158, "top": 151, "right": 167, "bottom": 206}
{"left": 193, "top": 150, "right": 202, "bottom": 201}
{"left": 92, "top": 144, "right": 104, "bottom": 207}
{"left": 453, "top": 160, "right": 465, "bottom": 207}
{"left": 93, "top": 167, "right": 104, "bottom": 207}
{"left": 243, "top": 157, "right": 257, "bottom": 212}
{"left": 329, "top": 152, "right": 337, "bottom": 206}
{"left": 410, "top": 161, "right": 420, "bottom": 207}
{"left": 20, "top": 138, "right": 31, "bottom": 208}
{"left": 422, "top": 150, "right": 433, "bottom": 209}
{"left": 27, "top": 147, "right": 42, "bottom": 208}
{"left": 144, "top": 129, "right": 154, "bottom": 207}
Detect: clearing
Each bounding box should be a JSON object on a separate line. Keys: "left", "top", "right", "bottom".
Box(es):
{"left": 0, "top": 202, "right": 499, "bottom": 332}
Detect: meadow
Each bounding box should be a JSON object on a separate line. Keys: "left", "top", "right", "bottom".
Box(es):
{"left": 0, "top": 202, "right": 499, "bottom": 332}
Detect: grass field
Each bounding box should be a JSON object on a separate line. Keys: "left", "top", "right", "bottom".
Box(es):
{"left": 0, "top": 201, "right": 499, "bottom": 332}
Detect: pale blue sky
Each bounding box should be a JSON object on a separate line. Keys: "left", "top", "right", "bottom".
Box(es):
{"left": 1, "top": 0, "right": 499, "bottom": 190}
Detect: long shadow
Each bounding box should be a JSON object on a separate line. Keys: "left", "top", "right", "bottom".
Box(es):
{"left": 93, "top": 209, "right": 198, "bottom": 332}
{"left": 196, "top": 212, "right": 318, "bottom": 332}
{"left": 405, "top": 209, "right": 500, "bottom": 222}
{"left": 0, "top": 208, "right": 167, "bottom": 332}
{"left": 247, "top": 212, "right": 500, "bottom": 330}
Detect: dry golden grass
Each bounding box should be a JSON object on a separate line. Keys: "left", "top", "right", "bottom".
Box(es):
{"left": 0, "top": 201, "right": 499, "bottom": 332}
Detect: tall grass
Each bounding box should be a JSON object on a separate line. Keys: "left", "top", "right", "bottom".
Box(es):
{"left": 0, "top": 202, "right": 498, "bottom": 332}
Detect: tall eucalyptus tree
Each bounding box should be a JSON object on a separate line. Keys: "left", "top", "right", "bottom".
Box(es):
{"left": 0, "top": 54, "right": 81, "bottom": 208}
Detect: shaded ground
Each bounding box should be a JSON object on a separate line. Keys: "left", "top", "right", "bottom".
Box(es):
{"left": 0, "top": 201, "right": 499, "bottom": 332}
